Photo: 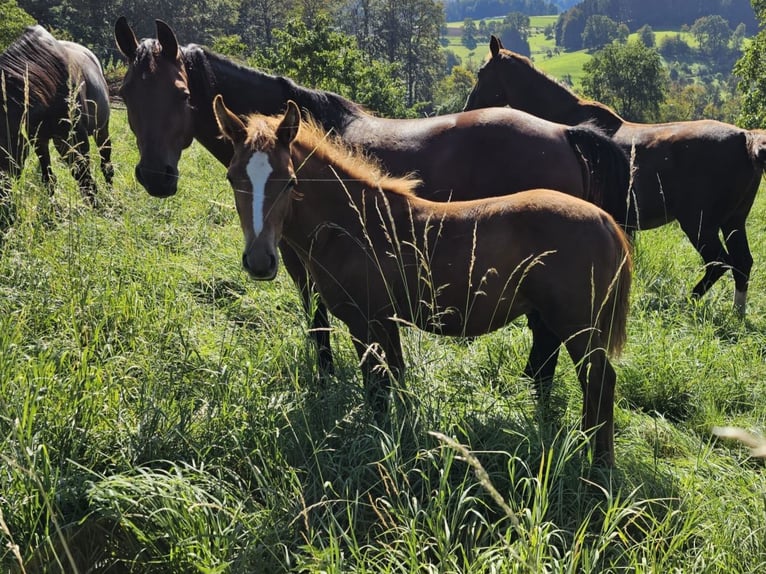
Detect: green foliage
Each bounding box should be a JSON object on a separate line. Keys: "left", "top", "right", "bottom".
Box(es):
{"left": 252, "top": 16, "right": 410, "bottom": 118}
{"left": 432, "top": 64, "right": 476, "bottom": 114}
{"left": 690, "top": 14, "right": 732, "bottom": 56}
{"left": 462, "top": 17, "right": 477, "bottom": 50}
{"left": 0, "top": 0, "right": 35, "bottom": 52}
{"left": 582, "top": 14, "right": 620, "bottom": 50}
{"left": 735, "top": 0, "right": 766, "bottom": 128}
{"left": 582, "top": 40, "right": 669, "bottom": 121}
{"left": 637, "top": 24, "right": 655, "bottom": 47}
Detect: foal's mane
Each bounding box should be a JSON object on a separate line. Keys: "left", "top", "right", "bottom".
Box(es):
{"left": 0, "top": 25, "right": 67, "bottom": 107}
{"left": 246, "top": 112, "right": 421, "bottom": 197}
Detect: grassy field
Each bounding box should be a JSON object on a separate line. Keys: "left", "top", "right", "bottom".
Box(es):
{"left": 445, "top": 16, "right": 698, "bottom": 88}
{"left": 2, "top": 108, "right": 766, "bottom": 571}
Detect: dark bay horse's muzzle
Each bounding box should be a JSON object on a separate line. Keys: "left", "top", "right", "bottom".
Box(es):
{"left": 135, "top": 163, "right": 179, "bottom": 197}
{"left": 242, "top": 250, "right": 278, "bottom": 280}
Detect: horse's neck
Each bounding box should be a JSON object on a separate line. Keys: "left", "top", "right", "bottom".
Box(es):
{"left": 286, "top": 151, "right": 416, "bottom": 248}
{"left": 523, "top": 72, "right": 623, "bottom": 132}
{"left": 185, "top": 47, "right": 360, "bottom": 165}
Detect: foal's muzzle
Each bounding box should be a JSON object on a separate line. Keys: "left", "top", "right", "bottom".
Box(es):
{"left": 242, "top": 250, "right": 278, "bottom": 280}
{"left": 135, "top": 164, "right": 179, "bottom": 197}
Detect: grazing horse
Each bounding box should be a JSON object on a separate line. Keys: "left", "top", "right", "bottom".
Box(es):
{"left": 213, "top": 96, "right": 632, "bottom": 465}
{"left": 114, "top": 17, "right": 630, "bottom": 383}
{"left": 57, "top": 40, "right": 114, "bottom": 188}
{"left": 464, "top": 36, "right": 766, "bottom": 315}
{"left": 0, "top": 26, "right": 112, "bottom": 203}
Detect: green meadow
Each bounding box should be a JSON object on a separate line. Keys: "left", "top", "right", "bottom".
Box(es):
{"left": 2, "top": 109, "right": 766, "bottom": 571}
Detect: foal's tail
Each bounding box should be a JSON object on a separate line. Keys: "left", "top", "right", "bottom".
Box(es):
{"left": 599, "top": 214, "right": 632, "bottom": 358}
{"left": 565, "top": 125, "right": 631, "bottom": 226}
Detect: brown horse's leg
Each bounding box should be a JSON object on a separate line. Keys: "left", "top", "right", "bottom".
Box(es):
{"left": 54, "top": 128, "right": 97, "bottom": 203}
{"left": 565, "top": 335, "right": 616, "bottom": 467}
{"left": 97, "top": 130, "right": 114, "bottom": 188}
{"left": 279, "top": 244, "right": 334, "bottom": 377}
{"left": 35, "top": 138, "right": 56, "bottom": 191}
{"left": 524, "top": 311, "right": 561, "bottom": 402}
{"left": 681, "top": 219, "right": 730, "bottom": 301}
{"left": 348, "top": 318, "right": 404, "bottom": 414}
{"left": 721, "top": 219, "right": 753, "bottom": 315}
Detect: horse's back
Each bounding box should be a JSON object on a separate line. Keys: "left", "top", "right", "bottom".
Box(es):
{"left": 57, "top": 40, "right": 110, "bottom": 132}
{"left": 351, "top": 108, "right": 586, "bottom": 201}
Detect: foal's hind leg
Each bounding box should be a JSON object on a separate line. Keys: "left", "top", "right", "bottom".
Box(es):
{"left": 280, "top": 243, "right": 334, "bottom": 377}
{"left": 524, "top": 311, "right": 561, "bottom": 402}
{"left": 721, "top": 218, "right": 753, "bottom": 316}
{"left": 564, "top": 334, "right": 616, "bottom": 467}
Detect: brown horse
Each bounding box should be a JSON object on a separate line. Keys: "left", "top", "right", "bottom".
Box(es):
{"left": 0, "top": 26, "right": 112, "bottom": 205}
{"left": 465, "top": 36, "right": 766, "bottom": 315}
{"left": 114, "top": 17, "right": 630, "bottom": 383}
{"left": 212, "top": 96, "right": 632, "bottom": 465}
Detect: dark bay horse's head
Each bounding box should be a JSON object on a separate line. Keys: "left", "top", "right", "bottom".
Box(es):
{"left": 213, "top": 95, "right": 299, "bottom": 280}
{"left": 464, "top": 35, "right": 527, "bottom": 112}
{"left": 115, "top": 17, "right": 193, "bottom": 197}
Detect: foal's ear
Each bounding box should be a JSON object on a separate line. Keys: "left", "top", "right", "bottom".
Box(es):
{"left": 277, "top": 100, "right": 301, "bottom": 147}
{"left": 490, "top": 35, "right": 503, "bottom": 57}
{"left": 115, "top": 16, "right": 138, "bottom": 61}
{"left": 213, "top": 94, "right": 247, "bottom": 144}
{"left": 156, "top": 19, "right": 180, "bottom": 61}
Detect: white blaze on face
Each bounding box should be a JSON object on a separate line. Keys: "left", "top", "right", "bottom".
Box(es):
{"left": 246, "top": 151, "right": 272, "bottom": 236}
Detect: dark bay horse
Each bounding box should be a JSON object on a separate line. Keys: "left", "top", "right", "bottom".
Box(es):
{"left": 213, "top": 96, "right": 632, "bottom": 465}
{"left": 0, "top": 26, "right": 112, "bottom": 203}
{"left": 114, "top": 17, "right": 630, "bottom": 383}
{"left": 465, "top": 36, "right": 766, "bottom": 315}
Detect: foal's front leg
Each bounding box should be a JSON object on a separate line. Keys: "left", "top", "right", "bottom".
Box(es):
{"left": 524, "top": 311, "right": 561, "bottom": 402}
{"left": 280, "top": 243, "right": 334, "bottom": 377}
{"left": 348, "top": 317, "right": 404, "bottom": 415}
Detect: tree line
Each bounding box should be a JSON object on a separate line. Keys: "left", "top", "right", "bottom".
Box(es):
{"left": 10, "top": 0, "right": 447, "bottom": 116}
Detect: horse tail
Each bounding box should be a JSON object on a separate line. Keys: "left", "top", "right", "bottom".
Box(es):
{"left": 598, "top": 213, "right": 632, "bottom": 358}
{"left": 565, "top": 124, "right": 631, "bottom": 226}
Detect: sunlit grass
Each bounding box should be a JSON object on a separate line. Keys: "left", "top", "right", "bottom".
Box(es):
{"left": 1, "top": 109, "right": 766, "bottom": 571}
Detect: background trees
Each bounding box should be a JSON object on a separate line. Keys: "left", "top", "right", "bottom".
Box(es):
{"left": 0, "top": 0, "right": 35, "bottom": 51}
{"left": 734, "top": 0, "right": 766, "bottom": 128}
{"left": 581, "top": 40, "right": 668, "bottom": 121}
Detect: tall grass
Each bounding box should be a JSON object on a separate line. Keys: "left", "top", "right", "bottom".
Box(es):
{"left": 1, "top": 109, "right": 766, "bottom": 572}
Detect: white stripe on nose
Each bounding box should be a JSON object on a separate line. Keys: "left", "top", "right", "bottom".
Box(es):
{"left": 246, "top": 152, "right": 272, "bottom": 236}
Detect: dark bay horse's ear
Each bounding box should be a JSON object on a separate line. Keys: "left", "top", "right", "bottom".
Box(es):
{"left": 156, "top": 19, "right": 180, "bottom": 61}
{"left": 213, "top": 94, "right": 247, "bottom": 144}
{"left": 277, "top": 101, "right": 301, "bottom": 147}
{"left": 490, "top": 35, "right": 503, "bottom": 57}
{"left": 115, "top": 16, "right": 138, "bottom": 60}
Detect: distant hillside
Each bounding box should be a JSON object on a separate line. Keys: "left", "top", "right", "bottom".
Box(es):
{"left": 444, "top": 0, "right": 560, "bottom": 21}
{"left": 556, "top": 0, "right": 756, "bottom": 50}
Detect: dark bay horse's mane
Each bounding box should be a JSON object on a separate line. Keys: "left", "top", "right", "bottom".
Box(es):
{"left": 246, "top": 111, "right": 420, "bottom": 197}
{"left": 182, "top": 45, "right": 367, "bottom": 132}
{"left": 0, "top": 26, "right": 68, "bottom": 109}
{"left": 492, "top": 47, "right": 623, "bottom": 130}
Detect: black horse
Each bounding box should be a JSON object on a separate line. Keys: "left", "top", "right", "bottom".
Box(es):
{"left": 0, "top": 25, "right": 112, "bottom": 206}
